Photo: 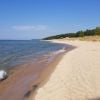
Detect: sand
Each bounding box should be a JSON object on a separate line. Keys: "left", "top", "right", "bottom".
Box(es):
{"left": 0, "top": 49, "right": 70, "bottom": 100}
{"left": 35, "top": 40, "right": 100, "bottom": 100}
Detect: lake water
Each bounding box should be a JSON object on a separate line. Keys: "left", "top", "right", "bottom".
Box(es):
{"left": 0, "top": 40, "right": 66, "bottom": 70}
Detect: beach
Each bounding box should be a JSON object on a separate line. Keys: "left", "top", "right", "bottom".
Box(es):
{"left": 34, "top": 40, "right": 100, "bottom": 100}
{"left": 0, "top": 41, "right": 73, "bottom": 100}
{"left": 0, "top": 0, "right": 99, "bottom": 100}
{"left": 0, "top": 40, "right": 72, "bottom": 100}
{"left": 0, "top": 53, "right": 65, "bottom": 100}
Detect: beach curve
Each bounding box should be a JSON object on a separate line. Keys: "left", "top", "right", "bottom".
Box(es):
{"left": 34, "top": 40, "right": 100, "bottom": 100}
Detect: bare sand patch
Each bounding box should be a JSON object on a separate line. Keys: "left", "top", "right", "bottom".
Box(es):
{"left": 35, "top": 40, "right": 100, "bottom": 100}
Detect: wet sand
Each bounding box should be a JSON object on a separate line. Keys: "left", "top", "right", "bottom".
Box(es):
{"left": 0, "top": 44, "right": 74, "bottom": 100}
{"left": 0, "top": 59, "right": 46, "bottom": 100}
{"left": 35, "top": 40, "right": 100, "bottom": 100}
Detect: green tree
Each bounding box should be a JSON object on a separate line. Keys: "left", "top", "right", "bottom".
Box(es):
{"left": 95, "top": 27, "right": 100, "bottom": 35}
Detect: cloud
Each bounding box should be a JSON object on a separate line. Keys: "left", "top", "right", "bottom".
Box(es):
{"left": 12, "top": 26, "right": 35, "bottom": 31}
{"left": 12, "top": 25, "right": 48, "bottom": 32}
{"left": 35, "top": 25, "right": 47, "bottom": 31}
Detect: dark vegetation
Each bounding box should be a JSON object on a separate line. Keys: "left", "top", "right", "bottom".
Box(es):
{"left": 43, "top": 27, "right": 100, "bottom": 40}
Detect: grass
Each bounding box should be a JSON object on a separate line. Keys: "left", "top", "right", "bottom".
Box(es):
{"left": 59, "top": 36, "right": 100, "bottom": 41}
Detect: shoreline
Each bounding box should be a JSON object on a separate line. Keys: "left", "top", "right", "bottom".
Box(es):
{"left": 28, "top": 44, "right": 75, "bottom": 100}
{"left": 34, "top": 40, "right": 100, "bottom": 100}
{"left": 27, "top": 51, "right": 66, "bottom": 100}
{"left": 0, "top": 43, "right": 74, "bottom": 100}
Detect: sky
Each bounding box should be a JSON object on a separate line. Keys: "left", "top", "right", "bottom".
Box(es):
{"left": 0, "top": 0, "right": 100, "bottom": 40}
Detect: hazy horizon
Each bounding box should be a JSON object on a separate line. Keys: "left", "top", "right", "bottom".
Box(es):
{"left": 0, "top": 0, "right": 100, "bottom": 40}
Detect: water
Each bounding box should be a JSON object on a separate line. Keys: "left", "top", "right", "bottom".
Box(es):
{"left": 0, "top": 39, "right": 66, "bottom": 70}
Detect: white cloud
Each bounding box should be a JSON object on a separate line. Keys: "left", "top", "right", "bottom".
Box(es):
{"left": 12, "top": 26, "right": 35, "bottom": 31}
{"left": 35, "top": 25, "right": 47, "bottom": 31}
{"left": 12, "top": 25, "right": 48, "bottom": 32}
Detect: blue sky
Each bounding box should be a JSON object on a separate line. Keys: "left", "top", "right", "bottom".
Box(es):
{"left": 0, "top": 0, "right": 100, "bottom": 39}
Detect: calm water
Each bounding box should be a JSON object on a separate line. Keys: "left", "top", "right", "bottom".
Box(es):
{"left": 0, "top": 40, "right": 66, "bottom": 70}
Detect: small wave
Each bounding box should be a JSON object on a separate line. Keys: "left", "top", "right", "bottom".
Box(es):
{"left": 52, "top": 48, "right": 66, "bottom": 55}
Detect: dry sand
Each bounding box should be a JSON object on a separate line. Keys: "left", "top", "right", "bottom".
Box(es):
{"left": 34, "top": 40, "right": 100, "bottom": 100}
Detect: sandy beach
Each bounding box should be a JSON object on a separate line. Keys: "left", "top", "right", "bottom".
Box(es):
{"left": 34, "top": 40, "right": 100, "bottom": 100}
{"left": 0, "top": 46, "right": 72, "bottom": 100}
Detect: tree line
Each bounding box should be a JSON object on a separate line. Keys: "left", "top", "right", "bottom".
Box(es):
{"left": 43, "top": 27, "right": 100, "bottom": 40}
